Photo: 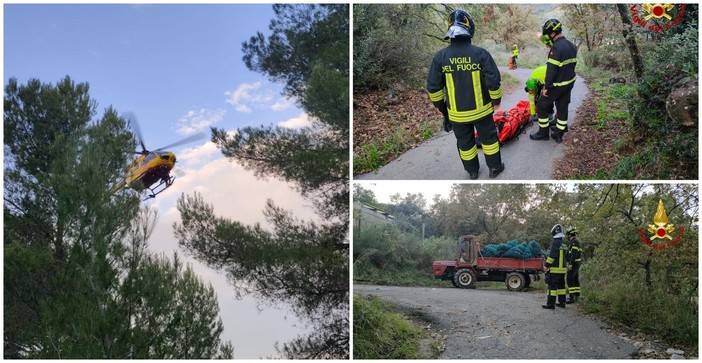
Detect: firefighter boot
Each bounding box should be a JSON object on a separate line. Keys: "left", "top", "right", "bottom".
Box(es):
{"left": 556, "top": 294, "right": 567, "bottom": 308}
{"left": 566, "top": 295, "right": 578, "bottom": 304}
{"left": 468, "top": 170, "right": 479, "bottom": 180}
{"left": 489, "top": 163, "right": 505, "bottom": 178}
{"left": 542, "top": 295, "right": 556, "bottom": 309}
{"left": 529, "top": 126, "right": 549, "bottom": 141}
{"left": 551, "top": 127, "right": 564, "bottom": 143}
{"left": 460, "top": 152, "right": 480, "bottom": 180}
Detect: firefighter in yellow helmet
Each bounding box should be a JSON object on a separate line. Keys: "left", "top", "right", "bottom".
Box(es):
{"left": 511, "top": 44, "right": 519, "bottom": 68}
{"left": 530, "top": 19, "right": 578, "bottom": 143}
{"left": 426, "top": 9, "right": 505, "bottom": 179}
{"left": 543, "top": 224, "right": 568, "bottom": 309}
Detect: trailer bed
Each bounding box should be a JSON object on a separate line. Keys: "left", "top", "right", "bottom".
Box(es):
{"left": 476, "top": 257, "right": 543, "bottom": 271}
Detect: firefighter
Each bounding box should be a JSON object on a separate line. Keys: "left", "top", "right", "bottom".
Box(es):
{"left": 511, "top": 44, "right": 519, "bottom": 68}
{"left": 566, "top": 227, "right": 582, "bottom": 303}
{"left": 427, "top": 9, "right": 505, "bottom": 179}
{"left": 530, "top": 19, "right": 578, "bottom": 143}
{"left": 542, "top": 224, "right": 568, "bottom": 309}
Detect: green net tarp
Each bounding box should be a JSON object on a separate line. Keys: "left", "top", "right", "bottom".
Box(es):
{"left": 479, "top": 240, "right": 544, "bottom": 259}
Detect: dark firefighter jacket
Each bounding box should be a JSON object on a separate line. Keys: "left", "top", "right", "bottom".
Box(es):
{"left": 544, "top": 36, "right": 577, "bottom": 90}
{"left": 545, "top": 237, "right": 568, "bottom": 274}
{"left": 427, "top": 38, "right": 502, "bottom": 123}
{"left": 568, "top": 237, "right": 582, "bottom": 265}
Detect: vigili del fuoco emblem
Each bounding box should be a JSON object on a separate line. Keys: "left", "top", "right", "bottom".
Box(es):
{"left": 638, "top": 199, "right": 684, "bottom": 250}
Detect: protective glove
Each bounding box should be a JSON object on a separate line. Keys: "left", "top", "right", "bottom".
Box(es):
{"left": 443, "top": 114, "right": 452, "bottom": 133}
{"left": 438, "top": 102, "right": 452, "bottom": 132}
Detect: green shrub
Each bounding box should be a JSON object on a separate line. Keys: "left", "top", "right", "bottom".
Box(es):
{"left": 353, "top": 295, "right": 422, "bottom": 359}
{"left": 354, "top": 4, "right": 436, "bottom": 90}
{"left": 582, "top": 281, "right": 697, "bottom": 348}
{"left": 581, "top": 43, "right": 632, "bottom": 72}
{"left": 353, "top": 142, "right": 387, "bottom": 173}
{"left": 354, "top": 224, "right": 456, "bottom": 285}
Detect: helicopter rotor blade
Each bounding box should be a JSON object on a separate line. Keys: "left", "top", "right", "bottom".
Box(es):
{"left": 153, "top": 132, "right": 207, "bottom": 152}
{"left": 123, "top": 111, "right": 148, "bottom": 153}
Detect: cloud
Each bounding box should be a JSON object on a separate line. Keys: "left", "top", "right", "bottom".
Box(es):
{"left": 271, "top": 97, "right": 295, "bottom": 111}
{"left": 225, "top": 83, "right": 296, "bottom": 113}
{"left": 177, "top": 108, "right": 225, "bottom": 136}
{"left": 224, "top": 82, "right": 274, "bottom": 113}
{"left": 175, "top": 140, "right": 221, "bottom": 167}
{"left": 277, "top": 113, "right": 314, "bottom": 129}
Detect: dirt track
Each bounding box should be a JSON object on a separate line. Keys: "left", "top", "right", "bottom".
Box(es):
{"left": 354, "top": 284, "right": 637, "bottom": 359}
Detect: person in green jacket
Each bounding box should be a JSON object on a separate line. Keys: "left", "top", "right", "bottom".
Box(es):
{"left": 525, "top": 66, "right": 559, "bottom": 126}
{"left": 524, "top": 65, "right": 546, "bottom": 119}
{"left": 511, "top": 44, "right": 519, "bottom": 68}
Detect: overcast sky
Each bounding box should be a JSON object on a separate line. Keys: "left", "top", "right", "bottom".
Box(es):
{"left": 357, "top": 181, "right": 454, "bottom": 205}
{"left": 357, "top": 181, "right": 587, "bottom": 208}
{"left": 5, "top": 4, "right": 319, "bottom": 358}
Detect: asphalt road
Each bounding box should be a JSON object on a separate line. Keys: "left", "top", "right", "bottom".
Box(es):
{"left": 355, "top": 67, "right": 589, "bottom": 180}
{"left": 354, "top": 284, "right": 637, "bottom": 359}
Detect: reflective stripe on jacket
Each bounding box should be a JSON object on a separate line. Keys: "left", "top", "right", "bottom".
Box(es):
{"left": 545, "top": 36, "right": 577, "bottom": 89}
{"left": 427, "top": 39, "right": 502, "bottom": 123}
{"left": 545, "top": 237, "right": 568, "bottom": 274}
{"left": 568, "top": 238, "right": 582, "bottom": 264}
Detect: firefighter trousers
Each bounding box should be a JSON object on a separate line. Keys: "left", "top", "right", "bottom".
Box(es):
{"left": 450, "top": 114, "right": 501, "bottom": 174}
{"left": 545, "top": 272, "right": 567, "bottom": 306}
{"left": 536, "top": 83, "right": 574, "bottom": 131}
{"left": 567, "top": 263, "right": 581, "bottom": 297}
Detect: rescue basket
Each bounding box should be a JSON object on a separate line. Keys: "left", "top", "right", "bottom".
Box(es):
{"left": 476, "top": 100, "right": 531, "bottom": 147}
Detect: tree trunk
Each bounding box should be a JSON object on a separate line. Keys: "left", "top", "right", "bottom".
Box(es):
{"left": 638, "top": 250, "right": 653, "bottom": 287}
{"left": 616, "top": 4, "right": 644, "bottom": 82}
{"left": 583, "top": 30, "right": 590, "bottom": 51}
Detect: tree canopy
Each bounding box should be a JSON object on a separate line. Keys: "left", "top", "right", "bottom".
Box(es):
{"left": 175, "top": 4, "right": 349, "bottom": 359}
{"left": 4, "top": 77, "right": 232, "bottom": 358}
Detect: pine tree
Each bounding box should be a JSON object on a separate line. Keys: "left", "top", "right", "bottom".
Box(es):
{"left": 4, "top": 77, "right": 231, "bottom": 358}
{"left": 175, "top": 4, "right": 349, "bottom": 358}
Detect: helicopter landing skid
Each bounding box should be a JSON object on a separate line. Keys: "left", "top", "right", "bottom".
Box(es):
{"left": 143, "top": 176, "right": 175, "bottom": 201}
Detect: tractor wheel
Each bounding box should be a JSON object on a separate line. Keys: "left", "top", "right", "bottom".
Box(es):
{"left": 453, "top": 269, "right": 477, "bottom": 289}
{"left": 506, "top": 272, "right": 527, "bottom": 291}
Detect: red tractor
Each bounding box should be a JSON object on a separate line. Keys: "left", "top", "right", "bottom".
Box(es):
{"left": 432, "top": 235, "right": 544, "bottom": 291}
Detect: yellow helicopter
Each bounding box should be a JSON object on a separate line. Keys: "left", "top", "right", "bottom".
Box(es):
{"left": 112, "top": 113, "right": 204, "bottom": 200}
